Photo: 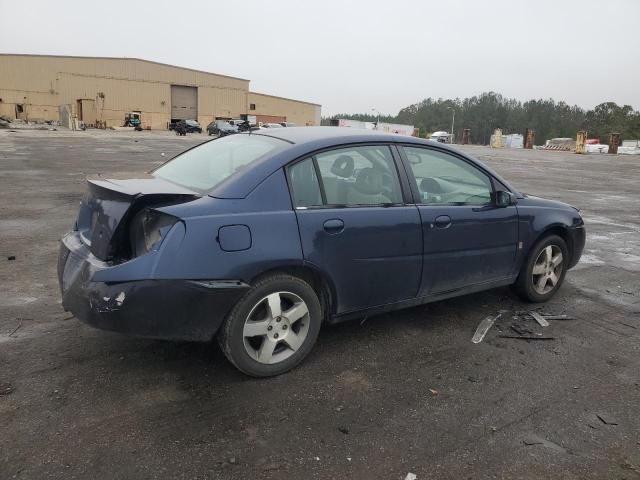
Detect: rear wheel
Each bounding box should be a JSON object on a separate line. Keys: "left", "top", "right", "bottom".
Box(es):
{"left": 218, "top": 274, "right": 322, "bottom": 377}
{"left": 514, "top": 234, "right": 569, "bottom": 302}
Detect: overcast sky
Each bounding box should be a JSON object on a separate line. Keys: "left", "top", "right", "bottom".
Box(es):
{"left": 1, "top": 0, "right": 638, "bottom": 115}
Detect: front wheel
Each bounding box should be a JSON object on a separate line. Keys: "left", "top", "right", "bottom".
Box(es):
{"left": 218, "top": 274, "right": 322, "bottom": 377}
{"left": 514, "top": 234, "right": 569, "bottom": 302}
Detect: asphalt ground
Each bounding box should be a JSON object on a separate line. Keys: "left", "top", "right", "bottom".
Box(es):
{"left": 1, "top": 129, "right": 639, "bottom": 479}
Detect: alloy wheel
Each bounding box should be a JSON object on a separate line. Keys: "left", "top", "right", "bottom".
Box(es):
{"left": 242, "top": 291, "right": 310, "bottom": 364}
{"left": 532, "top": 245, "right": 563, "bottom": 295}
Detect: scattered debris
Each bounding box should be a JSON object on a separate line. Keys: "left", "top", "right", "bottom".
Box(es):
{"left": 472, "top": 313, "right": 501, "bottom": 343}
{"left": 404, "top": 473, "right": 417, "bottom": 480}
{"left": 510, "top": 324, "right": 533, "bottom": 336}
{"left": 522, "top": 437, "right": 543, "bottom": 446}
{"left": 7, "top": 255, "right": 16, "bottom": 261}
{"left": 115, "top": 291, "right": 126, "bottom": 306}
{"left": 228, "top": 457, "right": 237, "bottom": 465}
{"left": 0, "top": 382, "right": 14, "bottom": 396}
{"left": 338, "top": 426, "right": 349, "bottom": 434}
{"left": 596, "top": 413, "right": 618, "bottom": 426}
{"left": 522, "top": 435, "right": 568, "bottom": 453}
{"left": 541, "top": 314, "right": 575, "bottom": 320}
{"left": 499, "top": 335, "right": 555, "bottom": 341}
{"left": 467, "top": 376, "right": 480, "bottom": 383}
{"left": 8, "top": 319, "right": 23, "bottom": 337}
{"left": 530, "top": 311, "right": 550, "bottom": 327}
{"left": 429, "top": 388, "right": 438, "bottom": 396}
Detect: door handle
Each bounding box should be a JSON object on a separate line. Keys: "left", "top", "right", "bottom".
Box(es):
{"left": 433, "top": 215, "right": 451, "bottom": 229}
{"left": 323, "top": 218, "right": 344, "bottom": 234}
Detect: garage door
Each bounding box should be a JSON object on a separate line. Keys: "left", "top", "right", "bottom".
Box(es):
{"left": 171, "top": 85, "right": 197, "bottom": 120}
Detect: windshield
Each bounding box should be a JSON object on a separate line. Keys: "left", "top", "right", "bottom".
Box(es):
{"left": 152, "top": 134, "right": 287, "bottom": 193}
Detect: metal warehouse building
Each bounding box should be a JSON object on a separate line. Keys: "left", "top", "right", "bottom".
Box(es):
{"left": 0, "top": 54, "right": 321, "bottom": 129}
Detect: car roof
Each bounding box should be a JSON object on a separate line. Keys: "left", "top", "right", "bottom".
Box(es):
{"left": 208, "top": 127, "right": 517, "bottom": 198}
{"left": 250, "top": 126, "right": 403, "bottom": 144}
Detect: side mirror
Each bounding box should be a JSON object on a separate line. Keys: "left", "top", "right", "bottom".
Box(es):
{"left": 495, "top": 190, "right": 516, "bottom": 208}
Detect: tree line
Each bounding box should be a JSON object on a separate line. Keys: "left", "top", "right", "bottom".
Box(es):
{"left": 323, "top": 92, "right": 640, "bottom": 145}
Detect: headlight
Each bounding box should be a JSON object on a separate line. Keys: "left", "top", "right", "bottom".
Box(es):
{"left": 130, "top": 208, "right": 177, "bottom": 257}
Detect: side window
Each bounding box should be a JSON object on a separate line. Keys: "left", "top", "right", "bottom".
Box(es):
{"left": 289, "top": 158, "right": 322, "bottom": 208}
{"left": 314, "top": 146, "right": 403, "bottom": 206}
{"left": 403, "top": 147, "right": 492, "bottom": 205}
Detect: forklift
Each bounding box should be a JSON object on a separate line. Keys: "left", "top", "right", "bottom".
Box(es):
{"left": 123, "top": 112, "right": 142, "bottom": 130}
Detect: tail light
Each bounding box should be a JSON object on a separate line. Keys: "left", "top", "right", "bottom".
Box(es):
{"left": 129, "top": 209, "right": 177, "bottom": 257}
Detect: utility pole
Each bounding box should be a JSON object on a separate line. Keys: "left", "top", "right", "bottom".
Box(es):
{"left": 450, "top": 108, "right": 455, "bottom": 144}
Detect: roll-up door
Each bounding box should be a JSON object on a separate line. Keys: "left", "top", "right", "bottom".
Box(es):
{"left": 171, "top": 85, "right": 197, "bottom": 120}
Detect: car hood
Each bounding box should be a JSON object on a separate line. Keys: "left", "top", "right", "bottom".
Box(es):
{"left": 518, "top": 194, "right": 579, "bottom": 212}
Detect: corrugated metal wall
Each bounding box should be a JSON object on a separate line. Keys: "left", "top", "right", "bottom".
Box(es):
{"left": 249, "top": 92, "right": 321, "bottom": 126}
{"left": 0, "top": 55, "right": 320, "bottom": 129}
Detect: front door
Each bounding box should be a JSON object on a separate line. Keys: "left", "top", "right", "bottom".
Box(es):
{"left": 288, "top": 145, "right": 422, "bottom": 314}
{"left": 399, "top": 145, "right": 519, "bottom": 295}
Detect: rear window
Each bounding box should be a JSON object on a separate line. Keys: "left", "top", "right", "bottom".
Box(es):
{"left": 152, "top": 134, "right": 286, "bottom": 193}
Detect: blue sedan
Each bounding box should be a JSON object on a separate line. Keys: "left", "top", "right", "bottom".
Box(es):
{"left": 58, "top": 127, "right": 585, "bottom": 376}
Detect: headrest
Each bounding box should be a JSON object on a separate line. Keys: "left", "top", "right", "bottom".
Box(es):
{"left": 353, "top": 168, "right": 384, "bottom": 195}
{"left": 330, "top": 155, "right": 355, "bottom": 178}
{"left": 420, "top": 177, "right": 441, "bottom": 193}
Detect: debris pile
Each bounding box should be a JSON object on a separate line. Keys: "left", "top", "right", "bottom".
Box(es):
{"left": 471, "top": 310, "right": 575, "bottom": 343}
{"left": 0, "top": 116, "right": 60, "bottom": 130}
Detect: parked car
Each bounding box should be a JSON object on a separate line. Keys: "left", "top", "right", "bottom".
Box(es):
{"left": 171, "top": 119, "right": 202, "bottom": 134}
{"left": 58, "top": 127, "right": 585, "bottom": 377}
{"left": 261, "top": 123, "right": 284, "bottom": 128}
{"left": 207, "top": 120, "right": 238, "bottom": 136}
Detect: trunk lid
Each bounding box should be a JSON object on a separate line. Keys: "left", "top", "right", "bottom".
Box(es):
{"left": 77, "top": 174, "right": 199, "bottom": 261}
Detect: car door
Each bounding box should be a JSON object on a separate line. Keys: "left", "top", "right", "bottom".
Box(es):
{"left": 399, "top": 145, "right": 519, "bottom": 296}
{"left": 288, "top": 144, "right": 422, "bottom": 315}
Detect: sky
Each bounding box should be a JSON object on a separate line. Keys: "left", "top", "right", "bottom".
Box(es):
{"left": 1, "top": 0, "right": 639, "bottom": 116}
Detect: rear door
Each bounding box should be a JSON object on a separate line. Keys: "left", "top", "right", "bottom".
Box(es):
{"left": 288, "top": 144, "right": 422, "bottom": 314}
{"left": 399, "top": 145, "right": 519, "bottom": 295}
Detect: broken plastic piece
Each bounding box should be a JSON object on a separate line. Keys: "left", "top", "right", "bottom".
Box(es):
{"left": 405, "top": 474, "right": 417, "bottom": 480}
{"left": 541, "top": 314, "right": 575, "bottom": 320}
{"left": 530, "top": 311, "right": 550, "bottom": 327}
{"left": 472, "top": 313, "right": 501, "bottom": 343}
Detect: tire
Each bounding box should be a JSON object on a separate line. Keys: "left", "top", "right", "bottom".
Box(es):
{"left": 218, "top": 274, "right": 322, "bottom": 377}
{"left": 514, "top": 234, "right": 569, "bottom": 302}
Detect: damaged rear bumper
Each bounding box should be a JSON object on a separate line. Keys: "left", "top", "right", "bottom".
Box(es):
{"left": 58, "top": 232, "right": 249, "bottom": 342}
